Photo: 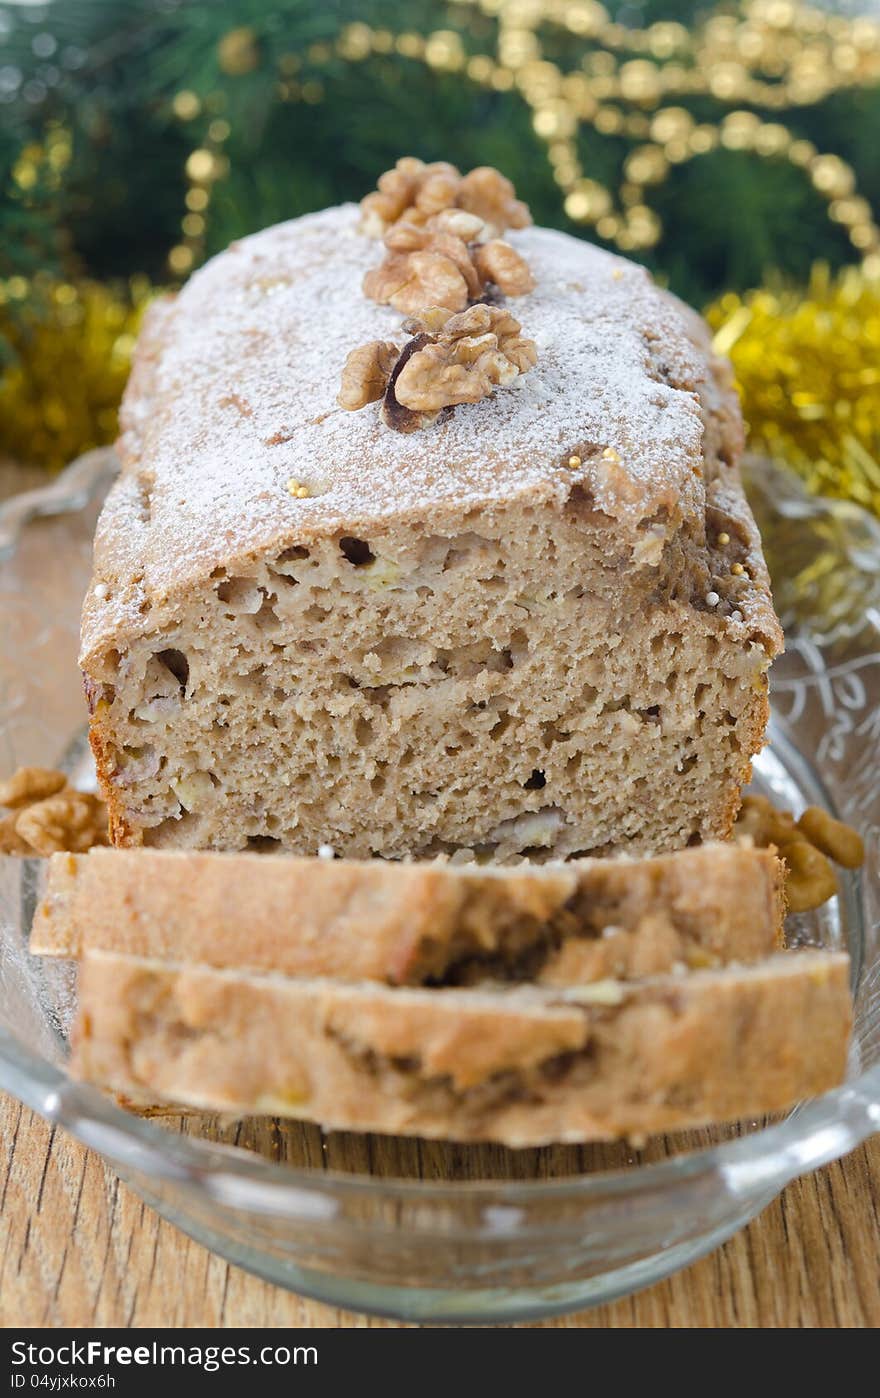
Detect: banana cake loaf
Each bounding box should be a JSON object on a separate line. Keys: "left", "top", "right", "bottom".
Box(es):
{"left": 34, "top": 841, "right": 784, "bottom": 987}
{"left": 81, "top": 198, "right": 782, "bottom": 858}
{"left": 71, "top": 949, "right": 850, "bottom": 1146}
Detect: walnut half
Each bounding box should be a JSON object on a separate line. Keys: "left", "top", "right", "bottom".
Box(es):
{"left": 337, "top": 340, "right": 400, "bottom": 411}
{"left": 0, "top": 764, "right": 109, "bottom": 856}
{"left": 337, "top": 305, "right": 537, "bottom": 434}
{"left": 358, "top": 158, "right": 531, "bottom": 241}
{"left": 734, "top": 794, "right": 864, "bottom": 913}
{"left": 16, "top": 791, "right": 109, "bottom": 856}
{"left": 395, "top": 304, "right": 537, "bottom": 413}
{"left": 363, "top": 217, "right": 534, "bottom": 316}
{"left": 0, "top": 766, "right": 67, "bottom": 809}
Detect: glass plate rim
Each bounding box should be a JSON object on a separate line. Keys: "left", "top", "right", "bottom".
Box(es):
{"left": 1, "top": 448, "right": 878, "bottom": 1224}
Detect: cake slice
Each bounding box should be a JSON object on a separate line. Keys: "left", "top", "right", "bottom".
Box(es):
{"left": 32, "top": 842, "right": 783, "bottom": 987}
{"left": 71, "top": 950, "right": 851, "bottom": 1146}
{"left": 81, "top": 195, "right": 781, "bottom": 861}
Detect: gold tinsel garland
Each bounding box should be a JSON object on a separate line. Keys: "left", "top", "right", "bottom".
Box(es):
{"left": 166, "top": 0, "right": 880, "bottom": 276}
{"left": 0, "top": 266, "right": 877, "bottom": 521}
{"left": 706, "top": 266, "right": 880, "bottom": 515}
{"left": 0, "top": 277, "right": 153, "bottom": 472}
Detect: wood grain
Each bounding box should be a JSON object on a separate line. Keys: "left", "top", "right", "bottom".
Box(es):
{"left": 1, "top": 1089, "right": 877, "bottom": 1328}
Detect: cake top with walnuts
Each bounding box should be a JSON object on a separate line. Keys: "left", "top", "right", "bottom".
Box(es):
{"left": 84, "top": 161, "right": 761, "bottom": 659}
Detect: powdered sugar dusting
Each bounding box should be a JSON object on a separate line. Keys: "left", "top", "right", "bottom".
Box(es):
{"left": 89, "top": 205, "right": 715, "bottom": 644}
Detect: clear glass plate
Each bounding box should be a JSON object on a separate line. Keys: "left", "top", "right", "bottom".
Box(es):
{"left": 0, "top": 448, "right": 878, "bottom": 1324}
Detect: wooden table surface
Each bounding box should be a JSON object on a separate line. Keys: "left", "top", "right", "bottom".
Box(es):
{"left": 1, "top": 1091, "right": 878, "bottom": 1327}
